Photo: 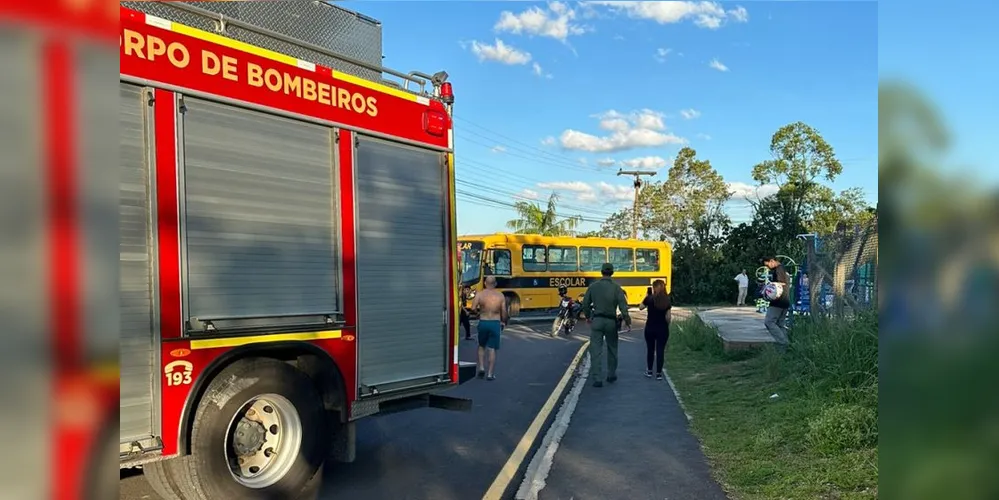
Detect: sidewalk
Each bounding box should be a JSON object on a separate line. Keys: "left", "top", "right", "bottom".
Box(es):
{"left": 537, "top": 317, "right": 729, "bottom": 500}
{"left": 697, "top": 307, "right": 776, "bottom": 350}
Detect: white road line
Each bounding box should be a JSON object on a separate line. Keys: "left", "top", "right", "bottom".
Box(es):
{"left": 515, "top": 354, "right": 590, "bottom": 500}
{"left": 482, "top": 341, "right": 590, "bottom": 500}
{"left": 664, "top": 371, "right": 692, "bottom": 422}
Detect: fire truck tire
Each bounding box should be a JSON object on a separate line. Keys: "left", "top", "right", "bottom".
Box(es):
{"left": 187, "top": 357, "right": 330, "bottom": 500}
{"left": 144, "top": 456, "right": 197, "bottom": 500}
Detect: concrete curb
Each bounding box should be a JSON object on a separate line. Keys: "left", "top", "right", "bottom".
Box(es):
{"left": 482, "top": 341, "right": 591, "bottom": 500}
{"left": 514, "top": 354, "right": 591, "bottom": 500}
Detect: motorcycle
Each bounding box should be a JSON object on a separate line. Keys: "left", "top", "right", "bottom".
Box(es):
{"left": 551, "top": 295, "right": 579, "bottom": 337}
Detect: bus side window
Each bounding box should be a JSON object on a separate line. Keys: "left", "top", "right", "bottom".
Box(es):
{"left": 580, "top": 247, "right": 607, "bottom": 272}
{"left": 488, "top": 249, "right": 512, "bottom": 276}
{"left": 548, "top": 246, "right": 578, "bottom": 272}
{"left": 636, "top": 249, "right": 660, "bottom": 272}
{"left": 609, "top": 247, "right": 635, "bottom": 272}
{"left": 522, "top": 245, "right": 547, "bottom": 272}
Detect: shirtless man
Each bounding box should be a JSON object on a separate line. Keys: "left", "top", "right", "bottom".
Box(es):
{"left": 471, "top": 276, "right": 508, "bottom": 381}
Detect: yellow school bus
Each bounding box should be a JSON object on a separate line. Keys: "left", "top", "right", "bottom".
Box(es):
{"left": 458, "top": 233, "right": 672, "bottom": 316}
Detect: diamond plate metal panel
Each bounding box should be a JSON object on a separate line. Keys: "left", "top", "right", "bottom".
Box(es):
{"left": 122, "top": 1, "right": 385, "bottom": 83}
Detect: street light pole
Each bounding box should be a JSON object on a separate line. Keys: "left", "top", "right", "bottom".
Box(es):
{"left": 616, "top": 169, "right": 656, "bottom": 239}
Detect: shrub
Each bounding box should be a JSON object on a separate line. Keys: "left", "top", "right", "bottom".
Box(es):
{"left": 672, "top": 316, "right": 724, "bottom": 356}
{"left": 790, "top": 311, "right": 879, "bottom": 404}
{"left": 806, "top": 403, "right": 878, "bottom": 454}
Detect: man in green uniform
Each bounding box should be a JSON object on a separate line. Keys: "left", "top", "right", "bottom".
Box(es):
{"left": 581, "top": 263, "right": 632, "bottom": 388}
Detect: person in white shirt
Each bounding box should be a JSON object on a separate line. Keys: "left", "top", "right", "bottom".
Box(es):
{"left": 735, "top": 270, "right": 750, "bottom": 306}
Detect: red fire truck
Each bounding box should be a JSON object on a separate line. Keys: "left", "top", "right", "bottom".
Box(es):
{"left": 117, "top": 2, "right": 473, "bottom": 499}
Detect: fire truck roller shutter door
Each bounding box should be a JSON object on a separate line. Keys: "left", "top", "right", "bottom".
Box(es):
{"left": 119, "top": 82, "right": 158, "bottom": 444}
{"left": 180, "top": 97, "right": 339, "bottom": 327}
{"left": 355, "top": 135, "right": 448, "bottom": 389}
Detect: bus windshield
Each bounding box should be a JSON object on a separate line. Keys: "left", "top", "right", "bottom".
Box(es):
{"left": 458, "top": 241, "right": 484, "bottom": 285}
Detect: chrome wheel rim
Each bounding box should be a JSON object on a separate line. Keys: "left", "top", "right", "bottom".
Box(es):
{"left": 224, "top": 393, "right": 303, "bottom": 489}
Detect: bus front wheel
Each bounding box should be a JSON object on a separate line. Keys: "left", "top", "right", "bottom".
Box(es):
{"left": 504, "top": 293, "right": 521, "bottom": 317}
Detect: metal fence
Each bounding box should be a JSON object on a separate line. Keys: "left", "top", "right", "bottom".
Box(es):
{"left": 801, "top": 219, "right": 879, "bottom": 316}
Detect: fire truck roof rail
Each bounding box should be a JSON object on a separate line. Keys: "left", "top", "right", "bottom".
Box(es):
{"left": 166, "top": 1, "right": 432, "bottom": 95}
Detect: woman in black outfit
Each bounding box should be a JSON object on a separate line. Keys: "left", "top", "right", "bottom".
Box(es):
{"left": 639, "top": 279, "right": 671, "bottom": 380}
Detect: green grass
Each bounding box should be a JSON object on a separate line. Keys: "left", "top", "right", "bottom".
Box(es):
{"left": 666, "top": 312, "right": 879, "bottom": 500}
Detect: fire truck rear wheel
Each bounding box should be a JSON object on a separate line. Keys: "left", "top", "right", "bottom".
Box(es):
{"left": 189, "top": 357, "right": 330, "bottom": 500}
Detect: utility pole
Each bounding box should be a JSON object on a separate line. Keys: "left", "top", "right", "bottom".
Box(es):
{"left": 616, "top": 169, "right": 656, "bottom": 239}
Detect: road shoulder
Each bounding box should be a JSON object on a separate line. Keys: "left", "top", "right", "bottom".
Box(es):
{"left": 534, "top": 320, "right": 730, "bottom": 500}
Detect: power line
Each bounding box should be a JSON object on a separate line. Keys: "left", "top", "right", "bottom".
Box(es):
{"left": 454, "top": 126, "right": 602, "bottom": 173}
{"left": 456, "top": 134, "right": 600, "bottom": 174}
{"left": 455, "top": 178, "right": 620, "bottom": 219}
{"left": 455, "top": 189, "right": 609, "bottom": 225}
{"left": 453, "top": 115, "right": 602, "bottom": 171}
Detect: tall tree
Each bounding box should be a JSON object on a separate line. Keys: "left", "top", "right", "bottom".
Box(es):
{"left": 505, "top": 192, "right": 582, "bottom": 236}
{"left": 642, "top": 146, "right": 732, "bottom": 246}
{"left": 751, "top": 121, "right": 844, "bottom": 227}
{"left": 808, "top": 186, "right": 876, "bottom": 235}
{"left": 638, "top": 147, "right": 732, "bottom": 302}
{"left": 594, "top": 208, "right": 633, "bottom": 239}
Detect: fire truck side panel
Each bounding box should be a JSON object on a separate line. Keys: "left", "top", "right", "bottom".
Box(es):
{"left": 179, "top": 95, "right": 341, "bottom": 325}
{"left": 119, "top": 82, "right": 160, "bottom": 447}
{"left": 142, "top": 87, "right": 362, "bottom": 456}
{"left": 354, "top": 137, "right": 450, "bottom": 395}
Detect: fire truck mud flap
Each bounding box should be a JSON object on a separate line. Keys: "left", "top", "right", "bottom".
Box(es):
{"left": 458, "top": 361, "right": 478, "bottom": 385}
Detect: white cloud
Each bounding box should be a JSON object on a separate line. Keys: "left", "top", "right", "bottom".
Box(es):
{"left": 696, "top": 133, "right": 712, "bottom": 140}
{"left": 537, "top": 180, "right": 635, "bottom": 205}
{"left": 518, "top": 188, "right": 541, "bottom": 200}
{"left": 541, "top": 136, "right": 557, "bottom": 146}
{"left": 680, "top": 108, "right": 701, "bottom": 120}
{"left": 495, "top": 1, "right": 589, "bottom": 42}
{"left": 537, "top": 181, "right": 594, "bottom": 193}
{"left": 619, "top": 155, "right": 670, "bottom": 171}
{"left": 654, "top": 47, "right": 672, "bottom": 62}
{"left": 708, "top": 58, "right": 729, "bottom": 72}
{"left": 728, "top": 6, "right": 749, "bottom": 23}
{"left": 490, "top": 145, "right": 507, "bottom": 153}
{"left": 585, "top": 2, "right": 750, "bottom": 29}
{"left": 727, "top": 181, "right": 779, "bottom": 201}
{"left": 532, "top": 62, "right": 554, "bottom": 79}
{"left": 613, "top": 34, "right": 626, "bottom": 41}
{"left": 554, "top": 109, "right": 686, "bottom": 153}
{"left": 596, "top": 158, "right": 617, "bottom": 167}
{"left": 468, "top": 39, "right": 532, "bottom": 65}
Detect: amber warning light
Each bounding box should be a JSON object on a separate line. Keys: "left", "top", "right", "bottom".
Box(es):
{"left": 439, "top": 82, "right": 454, "bottom": 105}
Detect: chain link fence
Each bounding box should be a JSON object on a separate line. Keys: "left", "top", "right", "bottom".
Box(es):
{"left": 802, "top": 218, "right": 879, "bottom": 316}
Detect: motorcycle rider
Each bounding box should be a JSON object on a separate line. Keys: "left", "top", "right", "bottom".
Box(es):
{"left": 557, "top": 285, "right": 582, "bottom": 333}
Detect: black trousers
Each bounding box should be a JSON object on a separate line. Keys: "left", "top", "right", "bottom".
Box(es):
{"left": 460, "top": 308, "right": 471, "bottom": 338}
{"left": 644, "top": 324, "right": 669, "bottom": 373}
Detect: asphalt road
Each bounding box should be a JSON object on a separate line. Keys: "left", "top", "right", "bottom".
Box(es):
{"left": 120, "top": 319, "right": 586, "bottom": 500}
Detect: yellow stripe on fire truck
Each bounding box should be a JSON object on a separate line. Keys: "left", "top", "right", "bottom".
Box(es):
{"left": 143, "top": 14, "right": 429, "bottom": 106}
{"left": 189, "top": 330, "right": 344, "bottom": 350}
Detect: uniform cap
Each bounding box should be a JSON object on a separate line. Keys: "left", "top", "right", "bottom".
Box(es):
{"left": 601, "top": 262, "right": 614, "bottom": 274}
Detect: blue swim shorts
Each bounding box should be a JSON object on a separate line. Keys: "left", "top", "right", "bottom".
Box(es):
{"left": 477, "top": 320, "right": 502, "bottom": 350}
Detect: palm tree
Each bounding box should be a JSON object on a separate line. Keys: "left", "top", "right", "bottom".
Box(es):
{"left": 505, "top": 192, "right": 583, "bottom": 236}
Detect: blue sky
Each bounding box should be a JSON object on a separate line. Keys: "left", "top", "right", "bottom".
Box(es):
{"left": 879, "top": 0, "right": 999, "bottom": 183}
{"left": 352, "top": 1, "right": 879, "bottom": 235}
